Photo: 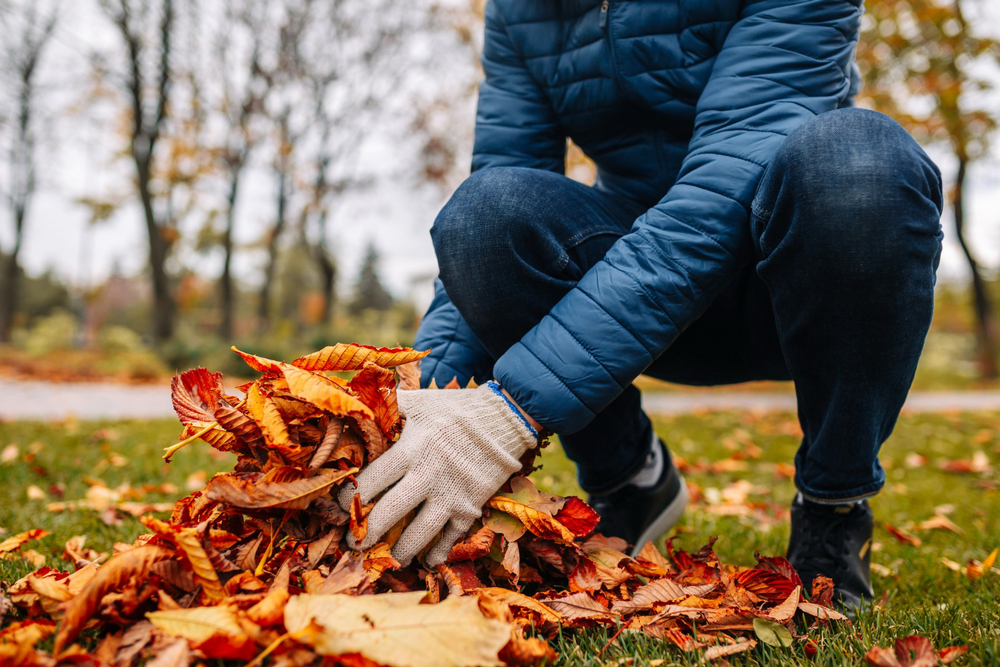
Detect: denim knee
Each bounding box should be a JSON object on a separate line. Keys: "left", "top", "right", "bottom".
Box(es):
{"left": 432, "top": 167, "right": 542, "bottom": 273}
{"left": 755, "top": 108, "right": 943, "bottom": 280}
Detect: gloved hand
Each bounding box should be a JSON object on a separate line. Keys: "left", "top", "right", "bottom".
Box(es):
{"left": 338, "top": 381, "right": 538, "bottom": 566}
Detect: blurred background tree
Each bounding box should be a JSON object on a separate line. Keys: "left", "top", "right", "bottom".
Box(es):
{"left": 857, "top": 0, "right": 1000, "bottom": 377}
{"left": 0, "top": 1, "right": 57, "bottom": 343}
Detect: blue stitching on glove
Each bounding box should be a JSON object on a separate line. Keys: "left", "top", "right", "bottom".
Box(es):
{"left": 487, "top": 380, "right": 538, "bottom": 439}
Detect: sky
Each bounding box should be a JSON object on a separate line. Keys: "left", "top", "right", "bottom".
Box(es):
{"left": 3, "top": 0, "right": 1000, "bottom": 315}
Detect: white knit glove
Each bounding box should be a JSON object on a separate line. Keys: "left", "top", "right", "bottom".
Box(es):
{"left": 338, "top": 382, "right": 538, "bottom": 566}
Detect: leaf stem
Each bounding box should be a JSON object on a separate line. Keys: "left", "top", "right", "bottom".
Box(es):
{"left": 163, "top": 422, "right": 216, "bottom": 461}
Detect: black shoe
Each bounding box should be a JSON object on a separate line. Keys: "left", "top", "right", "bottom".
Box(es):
{"left": 787, "top": 494, "right": 874, "bottom": 615}
{"left": 588, "top": 439, "right": 688, "bottom": 557}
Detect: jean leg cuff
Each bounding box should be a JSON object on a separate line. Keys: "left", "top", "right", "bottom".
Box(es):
{"left": 795, "top": 479, "right": 883, "bottom": 505}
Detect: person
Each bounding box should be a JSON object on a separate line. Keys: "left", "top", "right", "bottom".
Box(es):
{"left": 338, "top": 0, "right": 943, "bottom": 611}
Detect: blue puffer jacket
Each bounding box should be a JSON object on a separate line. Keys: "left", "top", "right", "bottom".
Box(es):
{"left": 425, "top": 0, "right": 863, "bottom": 434}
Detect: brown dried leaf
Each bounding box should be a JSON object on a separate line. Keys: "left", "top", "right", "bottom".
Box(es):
{"left": 205, "top": 466, "right": 356, "bottom": 511}
{"left": 478, "top": 587, "right": 562, "bottom": 626}
{"left": 539, "top": 592, "right": 615, "bottom": 621}
{"left": 54, "top": 545, "right": 172, "bottom": 654}
{"left": 703, "top": 639, "right": 757, "bottom": 661}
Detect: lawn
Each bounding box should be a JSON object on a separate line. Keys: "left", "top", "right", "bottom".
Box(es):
{"left": 1, "top": 411, "right": 998, "bottom": 665}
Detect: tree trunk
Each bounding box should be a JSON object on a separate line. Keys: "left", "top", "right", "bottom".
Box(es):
{"left": 0, "top": 214, "right": 24, "bottom": 343}
{"left": 219, "top": 165, "right": 240, "bottom": 339}
{"left": 317, "top": 225, "right": 337, "bottom": 329}
{"left": 953, "top": 158, "right": 998, "bottom": 378}
{"left": 258, "top": 156, "right": 288, "bottom": 329}
{"left": 136, "top": 153, "right": 175, "bottom": 342}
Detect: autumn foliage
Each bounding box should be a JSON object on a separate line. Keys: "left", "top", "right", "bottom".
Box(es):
{"left": 1, "top": 343, "right": 865, "bottom": 666}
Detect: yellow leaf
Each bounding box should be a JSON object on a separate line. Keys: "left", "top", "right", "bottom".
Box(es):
{"left": 292, "top": 343, "right": 429, "bottom": 372}
{"left": 284, "top": 592, "right": 511, "bottom": 667}
{"left": 146, "top": 605, "right": 257, "bottom": 660}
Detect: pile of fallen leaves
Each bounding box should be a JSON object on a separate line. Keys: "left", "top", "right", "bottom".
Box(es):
{"left": 2, "top": 343, "right": 863, "bottom": 666}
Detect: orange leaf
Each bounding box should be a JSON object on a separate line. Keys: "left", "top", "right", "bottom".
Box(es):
{"left": 349, "top": 362, "right": 401, "bottom": 437}
{"left": 447, "top": 526, "right": 496, "bottom": 563}
{"left": 938, "top": 646, "right": 969, "bottom": 664}
{"left": 0, "top": 529, "right": 49, "bottom": 555}
{"left": 765, "top": 585, "right": 801, "bottom": 623}
{"left": 245, "top": 382, "right": 292, "bottom": 450}
{"left": 967, "top": 546, "right": 999, "bottom": 580}
{"left": 54, "top": 545, "right": 173, "bottom": 654}
{"left": 499, "top": 632, "right": 558, "bottom": 667}
{"left": 281, "top": 365, "right": 374, "bottom": 420}
{"left": 231, "top": 347, "right": 283, "bottom": 372}
{"left": 292, "top": 343, "right": 429, "bottom": 371}
{"left": 174, "top": 527, "right": 225, "bottom": 603}
{"left": 350, "top": 493, "right": 374, "bottom": 543}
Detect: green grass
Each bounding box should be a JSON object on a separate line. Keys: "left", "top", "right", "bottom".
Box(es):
{"left": 2, "top": 413, "right": 998, "bottom": 665}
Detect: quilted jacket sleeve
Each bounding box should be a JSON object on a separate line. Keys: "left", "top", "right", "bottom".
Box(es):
{"left": 471, "top": 1, "right": 566, "bottom": 173}
{"left": 494, "top": 0, "right": 863, "bottom": 433}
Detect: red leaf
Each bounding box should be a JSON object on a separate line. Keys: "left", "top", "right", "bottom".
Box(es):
{"left": 937, "top": 646, "right": 969, "bottom": 665}
{"left": 730, "top": 567, "right": 797, "bottom": 603}
{"left": 568, "top": 556, "right": 602, "bottom": 593}
{"left": 885, "top": 523, "right": 922, "bottom": 547}
{"left": 754, "top": 552, "right": 803, "bottom": 589}
{"left": 553, "top": 497, "right": 600, "bottom": 538}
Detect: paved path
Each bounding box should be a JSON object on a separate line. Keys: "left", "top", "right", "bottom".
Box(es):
{"left": 3, "top": 378, "right": 1000, "bottom": 420}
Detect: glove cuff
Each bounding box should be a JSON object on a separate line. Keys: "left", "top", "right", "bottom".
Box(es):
{"left": 486, "top": 380, "right": 538, "bottom": 440}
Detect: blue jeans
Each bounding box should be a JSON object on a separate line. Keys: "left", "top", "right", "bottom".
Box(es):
{"left": 415, "top": 108, "right": 943, "bottom": 502}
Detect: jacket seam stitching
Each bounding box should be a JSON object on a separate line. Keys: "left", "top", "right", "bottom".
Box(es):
{"left": 672, "top": 179, "right": 750, "bottom": 213}
{"left": 576, "top": 287, "right": 657, "bottom": 357}
{"left": 519, "top": 345, "right": 593, "bottom": 412}
{"left": 689, "top": 151, "right": 767, "bottom": 169}
{"left": 600, "top": 257, "right": 681, "bottom": 333}
{"left": 648, "top": 207, "right": 741, "bottom": 258}
{"left": 548, "top": 312, "right": 627, "bottom": 392}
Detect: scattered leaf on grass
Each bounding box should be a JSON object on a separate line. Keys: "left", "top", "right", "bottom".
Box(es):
{"left": 285, "top": 592, "right": 511, "bottom": 667}
{"left": 753, "top": 617, "right": 793, "bottom": 648}
{"left": 884, "top": 524, "right": 921, "bottom": 547}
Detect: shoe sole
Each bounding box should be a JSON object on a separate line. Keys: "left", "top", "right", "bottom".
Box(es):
{"left": 630, "top": 475, "right": 689, "bottom": 557}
